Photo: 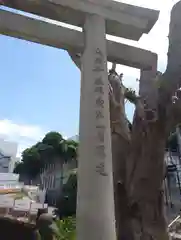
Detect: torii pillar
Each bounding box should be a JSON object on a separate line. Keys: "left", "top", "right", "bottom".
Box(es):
{"left": 77, "top": 13, "right": 116, "bottom": 240}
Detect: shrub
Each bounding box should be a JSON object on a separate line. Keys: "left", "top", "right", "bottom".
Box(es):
{"left": 55, "top": 217, "right": 76, "bottom": 240}
{"left": 57, "top": 172, "right": 77, "bottom": 218}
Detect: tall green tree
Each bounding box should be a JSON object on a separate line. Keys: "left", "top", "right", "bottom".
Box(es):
{"left": 42, "top": 132, "right": 63, "bottom": 152}
{"left": 13, "top": 161, "right": 24, "bottom": 175}
{"left": 35, "top": 141, "right": 54, "bottom": 167}
{"left": 21, "top": 146, "right": 41, "bottom": 179}
{"left": 58, "top": 139, "right": 78, "bottom": 188}
{"left": 42, "top": 132, "right": 67, "bottom": 170}
{"left": 63, "top": 140, "right": 78, "bottom": 162}
{"left": 57, "top": 170, "right": 77, "bottom": 218}
{"left": 14, "top": 131, "right": 78, "bottom": 184}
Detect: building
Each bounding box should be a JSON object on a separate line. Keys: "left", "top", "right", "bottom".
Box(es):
{"left": 0, "top": 152, "right": 11, "bottom": 173}
{"left": 164, "top": 151, "right": 181, "bottom": 221}
{"left": 0, "top": 173, "right": 21, "bottom": 193}
{"left": 0, "top": 139, "right": 18, "bottom": 173}
{"left": 68, "top": 135, "right": 79, "bottom": 141}
{"left": 0, "top": 172, "right": 19, "bottom": 184}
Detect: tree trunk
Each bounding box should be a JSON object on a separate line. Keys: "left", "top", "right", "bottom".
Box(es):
{"left": 112, "top": 134, "right": 133, "bottom": 240}
{"left": 126, "top": 114, "right": 169, "bottom": 239}
{"left": 109, "top": 72, "right": 133, "bottom": 239}
{"left": 126, "top": 2, "right": 181, "bottom": 238}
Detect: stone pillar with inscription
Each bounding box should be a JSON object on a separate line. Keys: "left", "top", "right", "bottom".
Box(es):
{"left": 76, "top": 14, "right": 116, "bottom": 240}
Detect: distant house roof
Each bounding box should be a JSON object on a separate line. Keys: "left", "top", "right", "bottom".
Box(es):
{"left": 68, "top": 135, "right": 79, "bottom": 141}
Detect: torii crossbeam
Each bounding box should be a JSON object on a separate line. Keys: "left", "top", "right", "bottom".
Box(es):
{"left": 2, "top": 0, "right": 159, "bottom": 39}
{"left": 0, "top": 9, "right": 157, "bottom": 70}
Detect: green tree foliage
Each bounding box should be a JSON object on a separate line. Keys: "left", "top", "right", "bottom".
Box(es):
{"left": 21, "top": 146, "right": 41, "bottom": 178}
{"left": 57, "top": 170, "right": 77, "bottom": 218}
{"left": 42, "top": 132, "right": 63, "bottom": 152}
{"left": 55, "top": 217, "right": 76, "bottom": 240}
{"left": 13, "top": 161, "right": 24, "bottom": 175}
{"left": 63, "top": 140, "right": 78, "bottom": 162}
{"left": 13, "top": 131, "right": 78, "bottom": 180}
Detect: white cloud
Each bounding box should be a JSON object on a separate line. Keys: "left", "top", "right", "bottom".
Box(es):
{"left": 0, "top": 119, "right": 46, "bottom": 157}
{"left": 0, "top": 120, "right": 44, "bottom": 140}
{"left": 0, "top": 120, "right": 69, "bottom": 157}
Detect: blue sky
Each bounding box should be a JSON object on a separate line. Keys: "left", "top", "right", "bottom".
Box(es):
{"left": 0, "top": 33, "right": 135, "bottom": 139}
{"left": 0, "top": 0, "right": 177, "bottom": 156}
{"left": 0, "top": 34, "right": 81, "bottom": 136}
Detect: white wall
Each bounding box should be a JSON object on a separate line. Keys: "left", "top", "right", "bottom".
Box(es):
{"left": 0, "top": 139, "right": 18, "bottom": 173}
{"left": 0, "top": 173, "right": 19, "bottom": 181}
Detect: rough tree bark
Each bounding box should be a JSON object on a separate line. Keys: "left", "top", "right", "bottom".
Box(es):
{"left": 125, "top": 2, "right": 181, "bottom": 239}
{"left": 126, "top": 111, "right": 168, "bottom": 239}
{"left": 109, "top": 69, "right": 133, "bottom": 240}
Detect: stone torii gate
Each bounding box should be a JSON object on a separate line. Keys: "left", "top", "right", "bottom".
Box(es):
{"left": 0, "top": 1, "right": 159, "bottom": 239}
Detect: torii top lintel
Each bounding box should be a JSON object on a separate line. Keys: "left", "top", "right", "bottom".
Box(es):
{"left": 3, "top": 0, "right": 159, "bottom": 40}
